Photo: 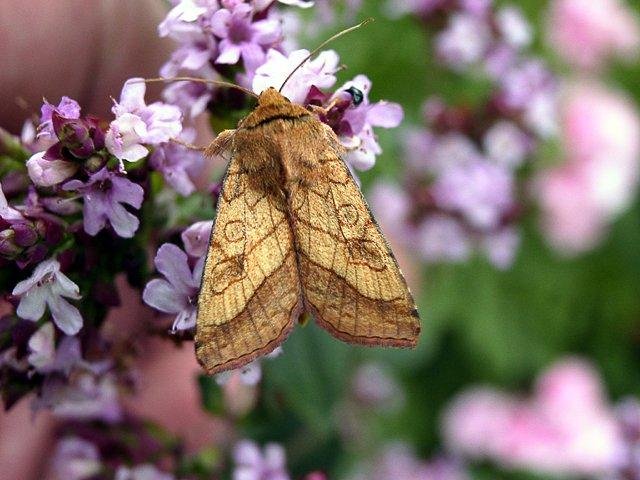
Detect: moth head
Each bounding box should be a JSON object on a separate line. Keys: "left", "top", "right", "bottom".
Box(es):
{"left": 258, "top": 87, "right": 290, "bottom": 107}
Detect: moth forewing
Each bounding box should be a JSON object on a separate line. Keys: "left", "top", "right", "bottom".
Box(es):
{"left": 195, "top": 88, "right": 420, "bottom": 375}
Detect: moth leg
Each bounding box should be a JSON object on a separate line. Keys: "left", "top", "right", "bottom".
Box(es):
{"left": 204, "top": 129, "right": 236, "bottom": 158}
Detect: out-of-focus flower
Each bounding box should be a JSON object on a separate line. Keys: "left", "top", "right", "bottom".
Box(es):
{"left": 181, "top": 220, "right": 213, "bottom": 258}
{"left": 216, "top": 360, "right": 263, "bottom": 387}
{"left": 547, "top": 0, "right": 640, "bottom": 70}
{"left": 352, "top": 362, "right": 404, "bottom": 411}
{"left": 232, "top": 440, "right": 291, "bottom": 480}
{"left": 28, "top": 325, "right": 83, "bottom": 375}
{"left": 143, "top": 243, "right": 204, "bottom": 332}
{"left": 435, "top": 13, "right": 491, "bottom": 69}
{"left": 483, "top": 120, "right": 531, "bottom": 168}
{"left": 253, "top": 49, "right": 339, "bottom": 104}
{"left": 27, "top": 322, "right": 56, "bottom": 370}
{"left": 37, "top": 373, "right": 122, "bottom": 422}
{"left": 50, "top": 437, "right": 102, "bottom": 480}
{"left": 115, "top": 464, "right": 176, "bottom": 480}
{"left": 351, "top": 443, "right": 470, "bottom": 480}
{"left": 149, "top": 130, "right": 205, "bottom": 196}
{"left": 432, "top": 159, "right": 514, "bottom": 230}
{"left": 535, "top": 82, "right": 640, "bottom": 254}
{"left": 443, "top": 357, "right": 622, "bottom": 477}
{"left": 12, "top": 258, "right": 82, "bottom": 335}
{"left": 496, "top": 6, "right": 532, "bottom": 49}
{"left": 162, "top": 80, "right": 212, "bottom": 119}
{"left": 106, "top": 78, "right": 182, "bottom": 162}
{"left": 63, "top": 167, "right": 145, "bottom": 238}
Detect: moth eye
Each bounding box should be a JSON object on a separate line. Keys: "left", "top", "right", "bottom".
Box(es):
{"left": 345, "top": 86, "right": 364, "bottom": 106}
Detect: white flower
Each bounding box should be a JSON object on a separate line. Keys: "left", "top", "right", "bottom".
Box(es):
{"left": 253, "top": 49, "right": 339, "bottom": 104}
{"left": 12, "top": 259, "right": 83, "bottom": 335}
{"left": 26, "top": 151, "right": 79, "bottom": 187}
{"left": 106, "top": 78, "right": 183, "bottom": 161}
{"left": 105, "top": 113, "right": 150, "bottom": 162}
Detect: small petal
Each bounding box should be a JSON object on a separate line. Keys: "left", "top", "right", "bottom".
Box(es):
{"left": 48, "top": 295, "right": 83, "bottom": 335}
{"left": 143, "top": 278, "right": 188, "bottom": 314}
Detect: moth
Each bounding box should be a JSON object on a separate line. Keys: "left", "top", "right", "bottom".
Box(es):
{"left": 193, "top": 25, "right": 421, "bottom": 375}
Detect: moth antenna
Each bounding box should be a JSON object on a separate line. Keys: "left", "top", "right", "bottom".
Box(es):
{"left": 139, "top": 77, "right": 259, "bottom": 99}
{"left": 169, "top": 137, "right": 207, "bottom": 152}
{"left": 278, "top": 17, "right": 374, "bottom": 93}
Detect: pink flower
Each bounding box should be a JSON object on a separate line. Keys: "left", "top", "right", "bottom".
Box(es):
{"left": 417, "top": 215, "right": 471, "bottom": 263}
{"left": 253, "top": 49, "right": 339, "bottom": 104}
{"left": 535, "top": 82, "right": 640, "bottom": 254}
{"left": 443, "top": 357, "right": 622, "bottom": 477}
{"left": 547, "top": 0, "right": 640, "bottom": 70}
{"left": 105, "top": 113, "right": 149, "bottom": 162}
{"left": 12, "top": 258, "right": 82, "bottom": 335}
{"left": 142, "top": 243, "right": 204, "bottom": 331}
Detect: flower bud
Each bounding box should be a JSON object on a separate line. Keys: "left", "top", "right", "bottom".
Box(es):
{"left": 12, "top": 222, "right": 39, "bottom": 247}
{"left": 0, "top": 229, "right": 21, "bottom": 257}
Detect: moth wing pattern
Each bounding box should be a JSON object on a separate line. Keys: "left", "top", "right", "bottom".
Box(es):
{"left": 288, "top": 128, "right": 421, "bottom": 347}
{"left": 196, "top": 154, "right": 303, "bottom": 375}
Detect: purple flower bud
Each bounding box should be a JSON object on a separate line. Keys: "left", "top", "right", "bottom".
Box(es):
{"left": 52, "top": 113, "right": 96, "bottom": 158}
{"left": 12, "top": 222, "right": 39, "bottom": 247}
{"left": 0, "top": 229, "right": 21, "bottom": 257}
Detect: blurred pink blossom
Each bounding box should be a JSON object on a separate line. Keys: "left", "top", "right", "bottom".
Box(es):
{"left": 535, "top": 82, "right": 640, "bottom": 254}
{"left": 547, "top": 0, "right": 640, "bottom": 70}
{"left": 443, "top": 357, "right": 622, "bottom": 477}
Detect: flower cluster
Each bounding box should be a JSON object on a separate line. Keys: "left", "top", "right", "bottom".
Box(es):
{"left": 534, "top": 82, "right": 640, "bottom": 254}
{"left": 442, "top": 357, "right": 627, "bottom": 477}
{"left": 533, "top": 0, "right": 640, "bottom": 254}
{"left": 0, "top": 79, "right": 194, "bottom": 423}
{"left": 158, "top": 0, "right": 290, "bottom": 120}
{"left": 375, "top": 1, "right": 552, "bottom": 269}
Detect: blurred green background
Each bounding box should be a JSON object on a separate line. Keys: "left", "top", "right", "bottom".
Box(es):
{"left": 200, "top": 1, "right": 640, "bottom": 478}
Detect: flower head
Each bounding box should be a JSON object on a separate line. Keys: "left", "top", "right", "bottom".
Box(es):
{"left": 211, "top": 2, "right": 281, "bottom": 73}
{"left": 334, "top": 75, "right": 403, "bottom": 170}
{"left": 253, "top": 49, "right": 339, "bottom": 104}
{"left": 149, "top": 130, "right": 205, "bottom": 196}
{"left": 12, "top": 258, "right": 82, "bottom": 335}
{"left": 547, "top": 0, "right": 640, "bottom": 70}
{"left": 106, "top": 79, "right": 183, "bottom": 162}
{"left": 63, "top": 168, "right": 144, "bottom": 238}
{"left": 38, "top": 97, "right": 81, "bottom": 143}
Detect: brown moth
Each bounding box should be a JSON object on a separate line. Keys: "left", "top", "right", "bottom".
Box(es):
{"left": 195, "top": 85, "right": 421, "bottom": 375}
